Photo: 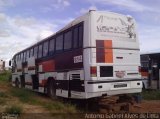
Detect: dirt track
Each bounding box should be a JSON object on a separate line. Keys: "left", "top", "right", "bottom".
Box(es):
{"left": 131, "top": 100, "right": 160, "bottom": 113}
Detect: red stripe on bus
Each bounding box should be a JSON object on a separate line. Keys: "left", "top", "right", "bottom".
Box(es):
{"left": 96, "top": 40, "right": 105, "bottom": 63}
{"left": 39, "top": 60, "right": 55, "bottom": 72}
{"left": 141, "top": 71, "right": 149, "bottom": 77}
{"left": 39, "top": 79, "right": 47, "bottom": 87}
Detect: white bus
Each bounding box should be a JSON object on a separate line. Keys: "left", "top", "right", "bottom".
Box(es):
{"left": 10, "top": 10, "right": 142, "bottom": 99}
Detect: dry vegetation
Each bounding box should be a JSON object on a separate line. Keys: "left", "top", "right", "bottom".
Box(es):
{"left": 0, "top": 71, "right": 79, "bottom": 119}
{"left": 0, "top": 71, "right": 160, "bottom": 119}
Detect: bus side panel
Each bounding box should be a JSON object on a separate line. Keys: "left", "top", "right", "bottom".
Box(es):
{"left": 54, "top": 49, "right": 83, "bottom": 71}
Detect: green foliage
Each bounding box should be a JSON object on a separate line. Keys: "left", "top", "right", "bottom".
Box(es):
{"left": 142, "top": 90, "right": 160, "bottom": 100}
{"left": 0, "top": 70, "right": 11, "bottom": 83}
{"left": 10, "top": 88, "right": 77, "bottom": 113}
{"left": 0, "top": 92, "right": 8, "bottom": 98}
{"left": 5, "top": 105, "right": 22, "bottom": 115}
{"left": 43, "top": 101, "right": 77, "bottom": 113}
{"left": 0, "top": 92, "right": 8, "bottom": 105}
{"left": 0, "top": 70, "right": 78, "bottom": 114}
{"left": 10, "top": 88, "right": 36, "bottom": 103}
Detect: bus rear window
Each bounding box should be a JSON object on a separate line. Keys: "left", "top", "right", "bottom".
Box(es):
{"left": 100, "top": 66, "right": 113, "bottom": 77}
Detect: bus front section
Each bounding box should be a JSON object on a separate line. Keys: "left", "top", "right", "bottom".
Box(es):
{"left": 85, "top": 11, "right": 142, "bottom": 99}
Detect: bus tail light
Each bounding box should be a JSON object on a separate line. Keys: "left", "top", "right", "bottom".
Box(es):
{"left": 90, "top": 66, "right": 97, "bottom": 77}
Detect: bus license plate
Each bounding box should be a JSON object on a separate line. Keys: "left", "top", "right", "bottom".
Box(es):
{"left": 114, "top": 84, "right": 127, "bottom": 88}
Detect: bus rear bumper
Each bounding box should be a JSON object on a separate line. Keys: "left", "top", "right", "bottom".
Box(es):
{"left": 85, "top": 80, "right": 142, "bottom": 99}
{"left": 86, "top": 88, "right": 142, "bottom": 99}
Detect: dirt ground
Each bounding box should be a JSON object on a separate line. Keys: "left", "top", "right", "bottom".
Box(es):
{"left": 131, "top": 100, "right": 160, "bottom": 113}
{"left": 98, "top": 96, "right": 160, "bottom": 114}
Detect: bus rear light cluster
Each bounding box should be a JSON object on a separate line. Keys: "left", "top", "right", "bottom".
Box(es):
{"left": 90, "top": 66, "right": 97, "bottom": 77}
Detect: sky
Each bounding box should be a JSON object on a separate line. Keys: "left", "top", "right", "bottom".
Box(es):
{"left": 0, "top": 0, "right": 160, "bottom": 63}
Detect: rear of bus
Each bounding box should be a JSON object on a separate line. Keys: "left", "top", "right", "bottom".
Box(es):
{"left": 84, "top": 11, "right": 142, "bottom": 99}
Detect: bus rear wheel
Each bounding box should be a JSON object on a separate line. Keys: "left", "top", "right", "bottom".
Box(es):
{"left": 47, "top": 79, "right": 56, "bottom": 99}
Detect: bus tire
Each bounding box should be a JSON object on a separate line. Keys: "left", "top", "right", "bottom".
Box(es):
{"left": 15, "top": 79, "right": 19, "bottom": 88}
{"left": 47, "top": 79, "right": 56, "bottom": 99}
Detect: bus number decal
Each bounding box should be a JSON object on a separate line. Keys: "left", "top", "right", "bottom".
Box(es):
{"left": 74, "top": 55, "right": 82, "bottom": 63}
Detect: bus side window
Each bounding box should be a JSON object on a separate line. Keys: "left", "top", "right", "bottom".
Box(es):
{"left": 22, "top": 52, "right": 24, "bottom": 62}
{"left": 16, "top": 55, "right": 18, "bottom": 62}
{"left": 23, "top": 51, "right": 27, "bottom": 62}
{"left": 73, "top": 27, "right": 78, "bottom": 48}
{"left": 12, "top": 57, "right": 16, "bottom": 72}
{"left": 30, "top": 48, "right": 34, "bottom": 57}
{"left": 49, "top": 39, "right": 55, "bottom": 56}
{"left": 38, "top": 44, "right": 43, "bottom": 58}
{"left": 34, "top": 46, "right": 38, "bottom": 59}
{"left": 27, "top": 50, "right": 30, "bottom": 59}
{"left": 43, "top": 41, "right": 49, "bottom": 57}
{"left": 64, "top": 30, "right": 72, "bottom": 50}
{"left": 20, "top": 53, "right": 22, "bottom": 62}
{"left": 55, "top": 34, "right": 63, "bottom": 52}
{"left": 19, "top": 54, "right": 21, "bottom": 61}
{"left": 78, "top": 25, "right": 83, "bottom": 48}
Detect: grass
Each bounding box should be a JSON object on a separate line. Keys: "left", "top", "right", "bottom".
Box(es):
{"left": 0, "top": 70, "right": 11, "bottom": 83}
{"left": 9, "top": 87, "right": 77, "bottom": 113}
{"left": 142, "top": 90, "right": 160, "bottom": 100}
{"left": 10, "top": 88, "right": 37, "bottom": 103}
{"left": 0, "top": 70, "right": 78, "bottom": 113}
{"left": 0, "top": 98, "right": 6, "bottom": 105}
{"left": 0, "top": 92, "right": 8, "bottom": 98}
{"left": 43, "top": 101, "right": 77, "bottom": 113}
{"left": 0, "top": 92, "right": 8, "bottom": 105}
{"left": 0, "top": 71, "right": 10, "bottom": 106}
{"left": 5, "top": 105, "right": 23, "bottom": 115}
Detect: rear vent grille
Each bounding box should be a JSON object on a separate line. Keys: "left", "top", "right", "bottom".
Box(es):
{"left": 71, "top": 74, "right": 80, "bottom": 80}
{"left": 100, "top": 66, "right": 113, "bottom": 77}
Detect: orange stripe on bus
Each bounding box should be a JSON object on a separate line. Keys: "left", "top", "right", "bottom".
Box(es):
{"left": 104, "top": 40, "right": 113, "bottom": 63}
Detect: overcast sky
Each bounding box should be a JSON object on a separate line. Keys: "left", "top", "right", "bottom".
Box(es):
{"left": 0, "top": 0, "right": 160, "bottom": 62}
